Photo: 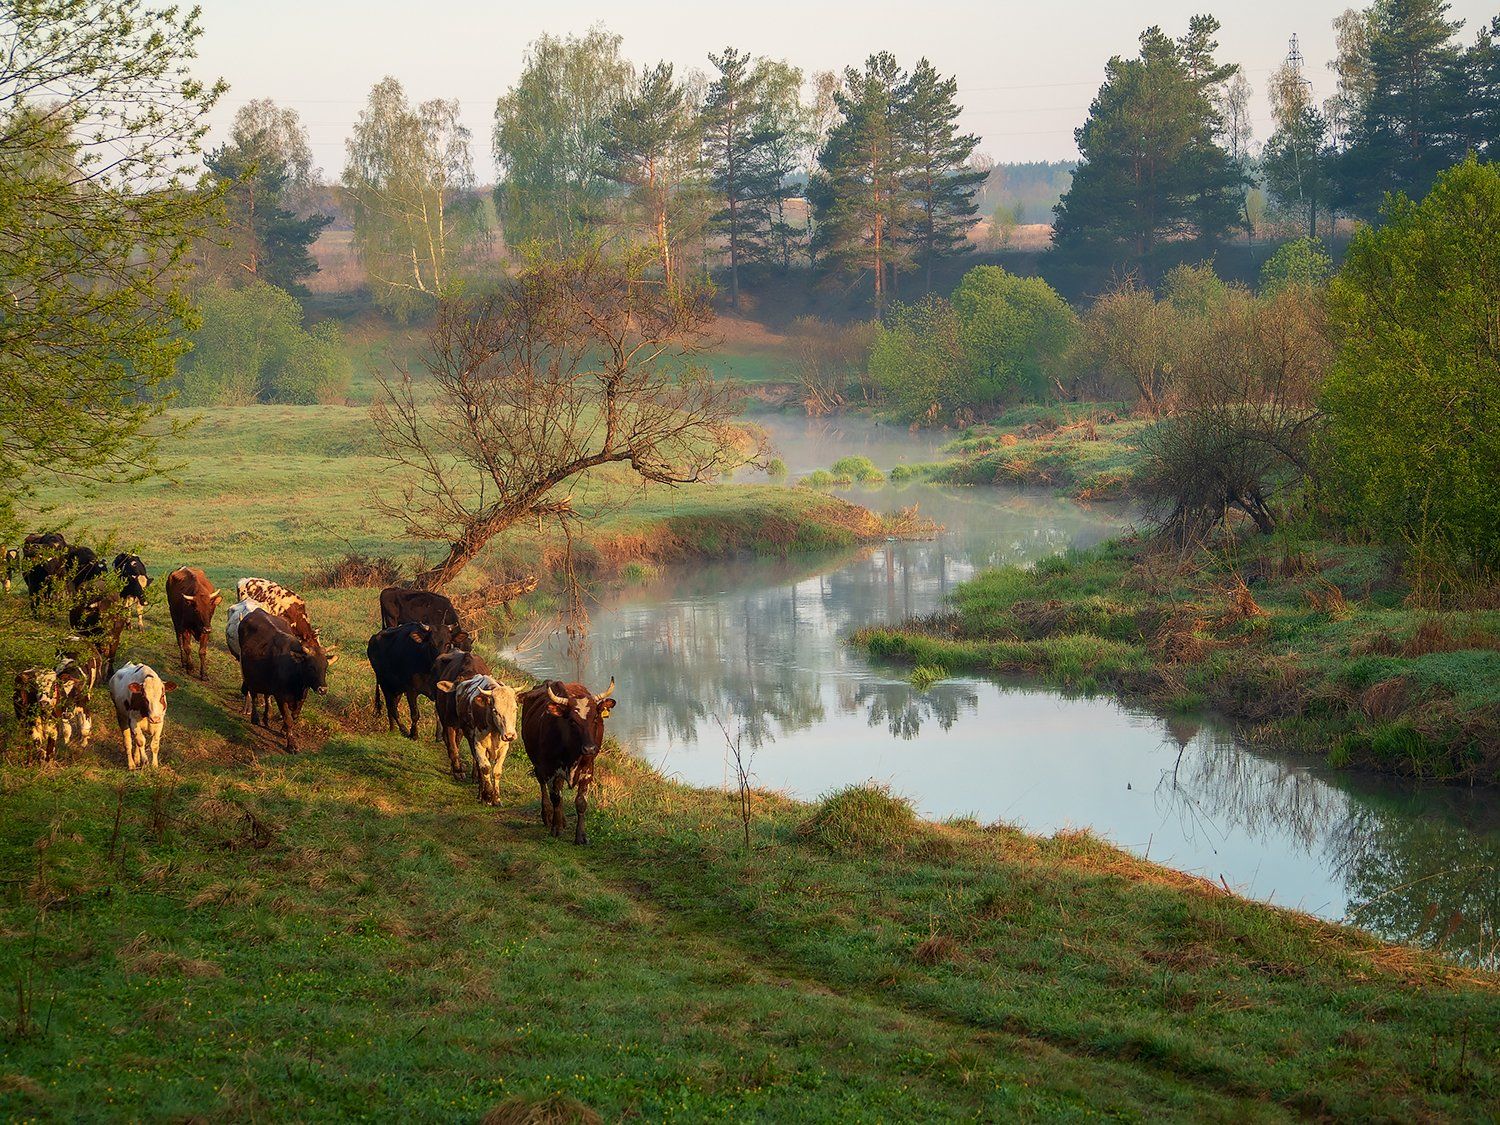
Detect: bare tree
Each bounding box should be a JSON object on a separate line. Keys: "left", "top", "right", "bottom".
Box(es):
{"left": 372, "top": 247, "right": 746, "bottom": 592}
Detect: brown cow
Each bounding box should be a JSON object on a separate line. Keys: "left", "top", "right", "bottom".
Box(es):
{"left": 166, "top": 567, "right": 222, "bottom": 678}
{"left": 435, "top": 675, "right": 518, "bottom": 802}
{"left": 519, "top": 678, "right": 616, "bottom": 845}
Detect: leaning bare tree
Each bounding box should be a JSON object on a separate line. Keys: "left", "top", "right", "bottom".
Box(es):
{"left": 372, "top": 246, "right": 745, "bottom": 596}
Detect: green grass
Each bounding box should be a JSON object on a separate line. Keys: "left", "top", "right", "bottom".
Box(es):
{"left": 21, "top": 406, "right": 891, "bottom": 606}
{"left": 933, "top": 412, "right": 1149, "bottom": 500}
{"left": 855, "top": 534, "right": 1500, "bottom": 782}
{"left": 1, "top": 586, "right": 1495, "bottom": 1119}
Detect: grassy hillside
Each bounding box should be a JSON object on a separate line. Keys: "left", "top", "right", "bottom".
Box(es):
{"left": 1, "top": 589, "right": 1496, "bottom": 1120}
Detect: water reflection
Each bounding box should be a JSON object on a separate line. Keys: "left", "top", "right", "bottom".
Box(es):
{"left": 514, "top": 416, "right": 1500, "bottom": 966}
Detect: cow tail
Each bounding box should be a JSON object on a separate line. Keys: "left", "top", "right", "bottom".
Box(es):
{"left": 373, "top": 680, "right": 382, "bottom": 712}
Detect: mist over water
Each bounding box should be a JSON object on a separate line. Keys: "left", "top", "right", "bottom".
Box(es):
{"left": 517, "top": 416, "right": 1500, "bottom": 966}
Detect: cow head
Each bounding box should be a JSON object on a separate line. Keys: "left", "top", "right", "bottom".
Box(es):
{"left": 129, "top": 675, "right": 177, "bottom": 723}
{"left": 113, "top": 554, "right": 150, "bottom": 599}
{"left": 544, "top": 677, "right": 616, "bottom": 763}
{"left": 297, "top": 645, "right": 332, "bottom": 694}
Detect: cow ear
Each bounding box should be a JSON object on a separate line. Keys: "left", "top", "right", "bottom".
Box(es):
{"left": 326, "top": 654, "right": 339, "bottom": 666}
{"left": 410, "top": 632, "right": 425, "bottom": 644}
{"left": 128, "top": 682, "right": 143, "bottom": 695}
{"left": 598, "top": 697, "right": 617, "bottom": 717}
{"left": 436, "top": 680, "right": 454, "bottom": 693}
{"left": 163, "top": 681, "right": 177, "bottom": 693}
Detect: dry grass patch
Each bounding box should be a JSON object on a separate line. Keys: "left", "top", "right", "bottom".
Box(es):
{"left": 482, "top": 1094, "right": 603, "bottom": 1125}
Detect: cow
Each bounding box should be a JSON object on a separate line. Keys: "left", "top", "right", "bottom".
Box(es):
{"left": 23, "top": 555, "right": 65, "bottom": 611}
{"left": 237, "top": 578, "right": 328, "bottom": 656}
{"left": 56, "top": 637, "right": 103, "bottom": 693}
{"left": 13, "top": 667, "right": 90, "bottom": 762}
{"left": 435, "top": 675, "right": 518, "bottom": 802}
{"left": 113, "top": 553, "right": 151, "bottom": 626}
{"left": 64, "top": 545, "right": 107, "bottom": 592}
{"left": 238, "top": 608, "right": 331, "bottom": 753}
{"left": 2, "top": 547, "right": 18, "bottom": 592}
{"left": 379, "top": 587, "right": 472, "bottom": 653}
{"left": 366, "top": 622, "right": 442, "bottom": 739}
{"left": 69, "top": 593, "right": 127, "bottom": 677}
{"left": 23, "top": 532, "right": 67, "bottom": 558}
{"left": 224, "top": 598, "right": 266, "bottom": 661}
{"left": 519, "top": 678, "right": 616, "bottom": 845}
{"left": 165, "top": 567, "right": 222, "bottom": 679}
{"left": 108, "top": 663, "right": 176, "bottom": 770}
{"left": 430, "top": 649, "right": 490, "bottom": 746}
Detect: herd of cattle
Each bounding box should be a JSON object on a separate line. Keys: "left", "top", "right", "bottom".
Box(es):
{"left": 6, "top": 532, "right": 616, "bottom": 844}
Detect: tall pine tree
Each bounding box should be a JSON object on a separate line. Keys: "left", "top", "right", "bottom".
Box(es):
{"left": 812, "top": 53, "right": 915, "bottom": 311}
{"left": 703, "top": 48, "right": 765, "bottom": 305}
{"left": 899, "top": 58, "right": 985, "bottom": 293}
{"left": 1051, "top": 24, "right": 1245, "bottom": 278}
{"left": 201, "top": 140, "right": 330, "bottom": 295}
{"left": 1331, "top": 0, "right": 1466, "bottom": 218}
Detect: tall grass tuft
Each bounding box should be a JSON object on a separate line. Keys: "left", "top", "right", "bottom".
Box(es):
{"left": 801, "top": 784, "right": 918, "bottom": 854}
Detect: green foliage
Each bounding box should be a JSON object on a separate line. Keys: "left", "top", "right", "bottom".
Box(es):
{"left": 766, "top": 457, "right": 788, "bottom": 478}
{"left": 1323, "top": 158, "right": 1500, "bottom": 571}
{"left": 0, "top": 0, "right": 225, "bottom": 536}
{"left": 179, "top": 285, "right": 351, "bottom": 406}
{"left": 1052, "top": 20, "right": 1246, "bottom": 277}
{"left": 830, "top": 455, "right": 884, "bottom": 484}
{"left": 868, "top": 295, "right": 968, "bottom": 424}
{"left": 492, "top": 29, "right": 633, "bottom": 249}
{"left": 343, "top": 77, "right": 485, "bottom": 318}
{"left": 952, "top": 266, "right": 1078, "bottom": 401}
{"left": 1259, "top": 238, "right": 1334, "bottom": 295}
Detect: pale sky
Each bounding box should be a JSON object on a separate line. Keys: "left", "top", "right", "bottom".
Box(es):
{"left": 192, "top": 0, "right": 1499, "bottom": 181}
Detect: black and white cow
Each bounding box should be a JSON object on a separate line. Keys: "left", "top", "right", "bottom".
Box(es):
{"left": 113, "top": 553, "right": 151, "bottom": 626}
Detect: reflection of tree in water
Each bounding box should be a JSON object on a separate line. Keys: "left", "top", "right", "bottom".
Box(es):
{"left": 840, "top": 680, "right": 978, "bottom": 740}
{"left": 1157, "top": 731, "right": 1500, "bottom": 967}
{"left": 1328, "top": 804, "right": 1500, "bottom": 970}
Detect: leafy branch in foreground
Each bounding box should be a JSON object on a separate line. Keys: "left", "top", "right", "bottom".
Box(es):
{"left": 0, "top": 0, "right": 225, "bottom": 533}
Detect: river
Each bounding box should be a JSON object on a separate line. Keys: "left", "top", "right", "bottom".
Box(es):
{"left": 517, "top": 416, "right": 1500, "bottom": 967}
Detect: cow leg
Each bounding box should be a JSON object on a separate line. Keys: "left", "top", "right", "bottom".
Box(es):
{"left": 548, "top": 776, "right": 566, "bottom": 837}
{"left": 404, "top": 690, "right": 419, "bottom": 740}
{"left": 76, "top": 710, "right": 92, "bottom": 750}
{"left": 574, "top": 775, "right": 590, "bottom": 846}
{"left": 122, "top": 723, "right": 137, "bottom": 770}
{"left": 383, "top": 683, "right": 399, "bottom": 734}
{"left": 177, "top": 630, "right": 192, "bottom": 673}
{"left": 278, "top": 697, "right": 297, "bottom": 754}
{"left": 197, "top": 631, "right": 208, "bottom": 679}
{"left": 148, "top": 721, "right": 162, "bottom": 769}
{"left": 445, "top": 727, "right": 465, "bottom": 779}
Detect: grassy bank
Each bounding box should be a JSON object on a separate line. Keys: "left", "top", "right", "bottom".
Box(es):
{"left": 1, "top": 591, "right": 1496, "bottom": 1120}
{"left": 856, "top": 534, "right": 1500, "bottom": 784}
{"left": 22, "top": 406, "right": 901, "bottom": 605}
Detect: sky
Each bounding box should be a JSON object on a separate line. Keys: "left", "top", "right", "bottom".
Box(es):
{"left": 191, "top": 0, "right": 1499, "bottom": 182}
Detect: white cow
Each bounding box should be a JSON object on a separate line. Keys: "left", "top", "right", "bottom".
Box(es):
{"left": 224, "top": 597, "right": 266, "bottom": 661}
{"left": 435, "top": 675, "right": 519, "bottom": 806}
{"left": 109, "top": 663, "right": 176, "bottom": 770}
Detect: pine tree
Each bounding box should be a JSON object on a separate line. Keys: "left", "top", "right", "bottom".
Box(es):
{"left": 1331, "top": 0, "right": 1466, "bottom": 218}
{"left": 602, "top": 62, "right": 693, "bottom": 288}
{"left": 201, "top": 142, "right": 330, "bottom": 295}
{"left": 812, "top": 53, "right": 916, "bottom": 311}
{"left": 1460, "top": 17, "right": 1500, "bottom": 158}
{"left": 703, "top": 48, "right": 765, "bottom": 305}
{"left": 899, "top": 58, "right": 985, "bottom": 293}
{"left": 1052, "top": 25, "right": 1245, "bottom": 277}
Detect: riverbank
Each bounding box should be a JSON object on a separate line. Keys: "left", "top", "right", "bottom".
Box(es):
{"left": 856, "top": 532, "right": 1500, "bottom": 784}
{"left": 1, "top": 585, "right": 1495, "bottom": 1118}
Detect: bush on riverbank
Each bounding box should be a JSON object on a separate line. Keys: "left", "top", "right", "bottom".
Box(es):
{"left": 932, "top": 407, "right": 1147, "bottom": 500}
{"left": 856, "top": 532, "right": 1500, "bottom": 783}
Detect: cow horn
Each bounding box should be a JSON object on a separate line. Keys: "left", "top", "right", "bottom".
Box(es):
{"left": 547, "top": 682, "right": 568, "bottom": 704}
{"left": 603, "top": 676, "right": 615, "bottom": 698}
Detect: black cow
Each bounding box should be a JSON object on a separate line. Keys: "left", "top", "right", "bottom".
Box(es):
{"left": 519, "top": 678, "right": 616, "bottom": 845}
{"left": 379, "top": 587, "right": 471, "bottom": 653}
{"left": 68, "top": 593, "right": 127, "bottom": 677}
{"left": 29, "top": 545, "right": 105, "bottom": 610}
{"left": 239, "top": 608, "right": 331, "bottom": 753}
{"left": 367, "top": 622, "right": 442, "bottom": 739}
{"left": 22, "top": 532, "right": 67, "bottom": 559}
{"left": 65, "top": 546, "right": 107, "bottom": 590}
{"left": 113, "top": 553, "right": 151, "bottom": 625}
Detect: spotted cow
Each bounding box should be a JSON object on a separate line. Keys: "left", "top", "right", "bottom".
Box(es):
{"left": 236, "top": 578, "right": 328, "bottom": 657}
{"left": 13, "top": 667, "right": 91, "bottom": 762}
{"left": 435, "top": 675, "right": 519, "bottom": 802}
{"left": 108, "top": 663, "right": 176, "bottom": 770}
{"left": 112, "top": 553, "right": 151, "bottom": 626}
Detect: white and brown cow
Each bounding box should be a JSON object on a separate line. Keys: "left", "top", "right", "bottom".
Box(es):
{"left": 109, "top": 663, "right": 176, "bottom": 770}
{"left": 224, "top": 597, "right": 266, "bottom": 661}
{"left": 434, "top": 675, "right": 519, "bottom": 804}
{"left": 13, "top": 667, "right": 91, "bottom": 762}
{"left": 236, "top": 578, "right": 328, "bottom": 656}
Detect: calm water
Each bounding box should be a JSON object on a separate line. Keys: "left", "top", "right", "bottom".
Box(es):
{"left": 516, "top": 417, "right": 1500, "bottom": 966}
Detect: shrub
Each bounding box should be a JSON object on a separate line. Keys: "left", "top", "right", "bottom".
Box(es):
{"left": 766, "top": 457, "right": 788, "bottom": 478}
{"left": 831, "top": 455, "right": 884, "bottom": 484}
{"left": 1259, "top": 237, "right": 1334, "bottom": 295}
{"left": 801, "top": 784, "right": 918, "bottom": 854}
{"left": 305, "top": 552, "right": 403, "bottom": 588}
{"left": 1323, "top": 158, "right": 1500, "bottom": 573}
{"left": 179, "top": 283, "right": 351, "bottom": 406}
